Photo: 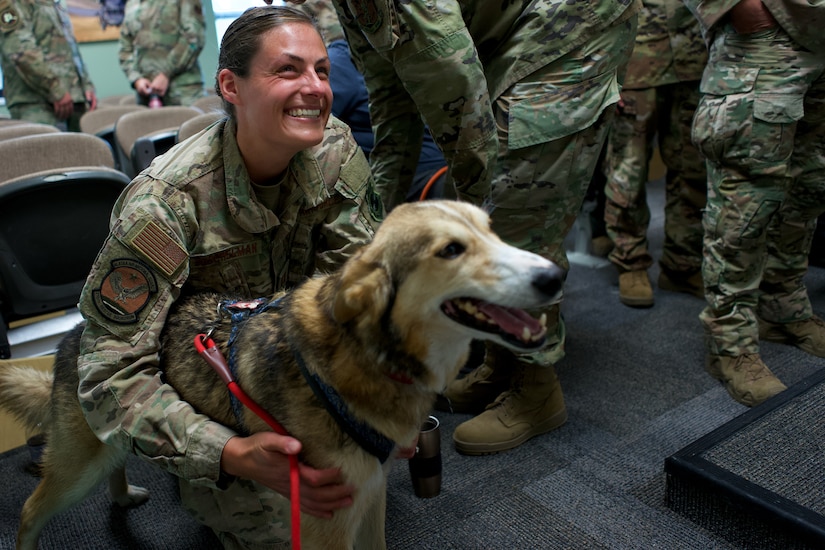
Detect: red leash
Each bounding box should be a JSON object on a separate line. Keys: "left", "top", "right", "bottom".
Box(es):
{"left": 194, "top": 333, "right": 302, "bottom": 550}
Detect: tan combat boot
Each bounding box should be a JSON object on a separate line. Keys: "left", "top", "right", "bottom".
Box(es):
{"left": 618, "top": 270, "right": 654, "bottom": 308}
{"left": 452, "top": 362, "right": 567, "bottom": 455}
{"left": 759, "top": 315, "right": 825, "bottom": 358}
{"left": 705, "top": 353, "right": 787, "bottom": 407}
{"left": 437, "top": 342, "right": 512, "bottom": 414}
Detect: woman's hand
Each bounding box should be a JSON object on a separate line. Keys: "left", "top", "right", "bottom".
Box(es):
{"left": 220, "top": 432, "right": 355, "bottom": 519}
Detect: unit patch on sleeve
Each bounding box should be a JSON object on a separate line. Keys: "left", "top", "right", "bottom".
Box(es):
{"left": 93, "top": 259, "right": 158, "bottom": 323}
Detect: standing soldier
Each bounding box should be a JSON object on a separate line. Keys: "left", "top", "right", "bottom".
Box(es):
{"left": 312, "top": 0, "right": 640, "bottom": 455}
{"left": 603, "top": 0, "right": 708, "bottom": 308}
{"left": 686, "top": 0, "right": 825, "bottom": 406}
{"left": 119, "top": 0, "right": 205, "bottom": 107}
{"left": 0, "top": 0, "right": 97, "bottom": 131}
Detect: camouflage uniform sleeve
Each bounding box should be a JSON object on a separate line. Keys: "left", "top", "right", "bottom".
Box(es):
{"left": 161, "top": 0, "right": 205, "bottom": 78}
{"left": 117, "top": 0, "right": 141, "bottom": 86}
{"left": 76, "top": 180, "right": 236, "bottom": 487}
{"left": 0, "top": 1, "right": 68, "bottom": 102}
{"left": 333, "top": 0, "right": 495, "bottom": 207}
{"left": 682, "top": 0, "right": 741, "bottom": 43}
{"left": 314, "top": 128, "right": 382, "bottom": 273}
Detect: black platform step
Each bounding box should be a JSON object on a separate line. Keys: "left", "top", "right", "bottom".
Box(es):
{"left": 665, "top": 367, "right": 825, "bottom": 550}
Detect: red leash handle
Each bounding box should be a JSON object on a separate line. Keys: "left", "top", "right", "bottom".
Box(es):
{"left": 194, "top": 334, "right": 301, "bottom": 550}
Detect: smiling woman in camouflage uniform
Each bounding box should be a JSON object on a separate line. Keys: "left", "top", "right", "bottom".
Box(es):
{"left": 76, "top": 6, "right": 381, "bottom": 547}
{"left": 118, "top": 0, "right": 206, "bottom": 106}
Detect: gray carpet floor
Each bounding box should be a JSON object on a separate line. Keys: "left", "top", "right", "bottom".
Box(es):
{"left": 2, "top": 179, "right": 824, "bottom": 548}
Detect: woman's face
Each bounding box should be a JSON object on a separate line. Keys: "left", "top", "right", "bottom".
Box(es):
{"left": 228, "top": 22, "right": 332, "bottom": 157}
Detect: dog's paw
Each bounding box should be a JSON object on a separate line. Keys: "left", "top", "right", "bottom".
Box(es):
{"left": 112, "top": 485, "right": 150, "bottom": 507}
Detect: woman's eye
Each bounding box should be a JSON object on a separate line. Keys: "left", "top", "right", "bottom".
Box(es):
{"left": 437, "top": 242, "right": 465, "bottom": 259}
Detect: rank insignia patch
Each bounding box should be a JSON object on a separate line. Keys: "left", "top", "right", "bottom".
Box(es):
{"left": 93, "top": 259, "right": 157, "bottom": 323}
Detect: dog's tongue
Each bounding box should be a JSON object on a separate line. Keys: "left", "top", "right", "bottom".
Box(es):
{"left": 477, "top": 301, "right": 541, "bottom": 336}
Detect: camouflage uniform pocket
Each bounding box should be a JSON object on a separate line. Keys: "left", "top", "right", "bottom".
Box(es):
{"left": 507, "top": 69, "right": 620, "bottom": 150}
{"left": 692, "top": 64, "right": 759, "bottom": 164}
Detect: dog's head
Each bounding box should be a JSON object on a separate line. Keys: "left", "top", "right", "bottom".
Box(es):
{"left": 332, "top": 201, "right": 565, "bottom": 382}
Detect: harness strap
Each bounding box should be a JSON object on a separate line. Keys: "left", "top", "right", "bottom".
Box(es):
{"left": 292, "top": 341, "right": 396, "bottom": 463}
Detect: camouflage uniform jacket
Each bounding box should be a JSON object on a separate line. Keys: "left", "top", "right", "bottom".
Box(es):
{"left": 76, "top": 116, "right": 378, "bottom": 488}
{"left": 0, "top": 0, "right": 94, "bottom": 110}
{"left": 330, "top": 0, "right": 641, "bottom": 204}
{"left": 118, "top": 0, "right": 205, "bottom": 89}
{"left": 624, "top": 0, "right": 707, "bottom": 89}
{"left": 684, "top": 0, "right": 825, "bottom": 54}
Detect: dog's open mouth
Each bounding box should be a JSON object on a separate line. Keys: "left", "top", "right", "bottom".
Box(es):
{"left": 441, "top": 298, "right": 547, "bottom": 348}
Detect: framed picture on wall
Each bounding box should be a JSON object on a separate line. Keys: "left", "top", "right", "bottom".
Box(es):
{"left": 68, "top": 0, "right": 121, "bottom": 43}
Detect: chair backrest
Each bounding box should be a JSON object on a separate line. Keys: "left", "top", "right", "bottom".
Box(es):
{"left": 0, "top": 123, "right": 61, "bottom": 142}
{"left": 114, "top": 106, "right": 200, "bottom": 177}
{"left": 80, "top": 106, "right": 148, "bottom": 171}
{"left": 0, "top": 119, "right": 30, "bottom": 127}
{"left": 98, "top": 93, "right": 137, "bottom": 108}
{"left": 79, "top": 105, "right": 147, "bottom": 135}
{"left": 192, "top": 94, "right": 225, "bottom": 114}
{"left": 0, "top": 133, "right": 116, "bottom": 184}
{"left": 177, "top": 111, "right": 226, "bottom": 143}
{"left": 0, "top": 167, "right": 131, "bottom": 357}
{"left": 131, "top": 130, "right": 179, "bottom": 175}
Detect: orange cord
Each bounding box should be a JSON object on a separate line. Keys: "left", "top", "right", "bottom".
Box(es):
{"left": 419, "top": 166, "right": 448, "bottom": 201}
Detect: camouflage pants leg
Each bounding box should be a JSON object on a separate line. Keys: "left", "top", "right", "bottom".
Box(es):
{"left": 9, "top": 101, "right": 87, "bottom": 132}
{"left": 489, "top": 15, "right": 636, "bottom": 366}
{"left": 604, "top": 87, "right": 656, "bottom": 272}
{"left": 693, "top": 25, "right": 825, "bottom": 356}
{"left": 657, "top": 81, "right": 706, "bottom": 275}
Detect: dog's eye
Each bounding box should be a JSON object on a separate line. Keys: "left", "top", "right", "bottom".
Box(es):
{"left": 437, "top": 242, "right": 465, "bottom": 259}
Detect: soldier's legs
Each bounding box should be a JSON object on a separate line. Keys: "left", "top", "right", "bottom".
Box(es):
{"left": 604, "top": 87, "right": 656, "bottom": 273}
{"left": 657, "top": 81, "right": 706, "bottom": 277}
{"left": 603, "top": 87, "right": 657, "bottom": 307}
{"left": 694, "top": 25, "right": 824, "bottom": 405}
{"left": 451, "top": 16, "right": 635, "bottom": 454}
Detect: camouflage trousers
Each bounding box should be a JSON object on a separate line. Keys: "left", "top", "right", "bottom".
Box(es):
{"left": 8, "top": 101, "right": 88, "bottom": 132}
{"left": 693, "top": 25, "right": 825, "bottom": 356}
{"left": 603, "top": 83, "right": 706, "bottom": 274}
{"left": 180, "top": 477, "right": 292, "bottom": 549}
{"left": 490, "top": 15, "right": 636, "bottom": 367}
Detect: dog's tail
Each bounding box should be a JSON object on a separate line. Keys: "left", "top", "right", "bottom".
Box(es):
{"left": 0, "top": 365, "right": 54, "bottom": 432}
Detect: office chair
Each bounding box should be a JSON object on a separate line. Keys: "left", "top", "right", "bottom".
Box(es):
{"left": 0, "top": 133, "right": 116, "bottom": 184}
{"left": 79, "top": 105, "right": 147, "bottom": 170}
{"left": 0, "top": 123, "right": 60, "bottom": 142}
{"left": 177, "top": 111, "right": 225, "bottom": 143}
{"left": 191, "top": 94, "right": 224, "bottom": 114}
{"left": 114, "top": 106, "right": 200, "bottom": 178}
{"left": 0, "top": 167, "right": 131, "bottom": 358}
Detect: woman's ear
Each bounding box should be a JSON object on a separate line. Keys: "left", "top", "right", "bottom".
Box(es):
{"left": 217, "top": 68, "right": 240, "bottom": 107}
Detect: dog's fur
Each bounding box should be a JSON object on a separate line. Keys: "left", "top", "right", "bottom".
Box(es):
{"left": 0, "top": 200, "right": 565, "bottom": 550}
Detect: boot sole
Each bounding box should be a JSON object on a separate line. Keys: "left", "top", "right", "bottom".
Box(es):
{"left": 619, "top": 295, "right": 654, "bottom": 308}
{"left": 453, "top": 408, "right": 569, "bottom": 456}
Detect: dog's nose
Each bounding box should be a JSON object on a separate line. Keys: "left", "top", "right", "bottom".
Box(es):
{"left": 532, "top": 264, "right": 566, "bottom": 298}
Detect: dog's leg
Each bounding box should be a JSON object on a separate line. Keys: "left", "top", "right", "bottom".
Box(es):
{"left": 353, "top": 477, "right": 388, "bottom": 550}
{"left": 16, "top": 432, "right": 144, "bottom": 550}
{"left": 108, "top": 464, "right": 150, "bottom": 507}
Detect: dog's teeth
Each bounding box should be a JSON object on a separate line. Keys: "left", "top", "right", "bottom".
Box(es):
{"left": 539, "top": 313, "right": 547, "bottom": 328}
{"left": 522, "top": 327, "right": 531, "bottom": 341}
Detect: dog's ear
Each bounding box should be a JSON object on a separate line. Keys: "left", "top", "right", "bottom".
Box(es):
{"left": 332, "top": 255, "right": 392, "bottom": 325}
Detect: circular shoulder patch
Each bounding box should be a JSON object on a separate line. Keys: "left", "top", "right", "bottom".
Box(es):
{"left": 92, "top": 259, "right": 158, "bottom": 324}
